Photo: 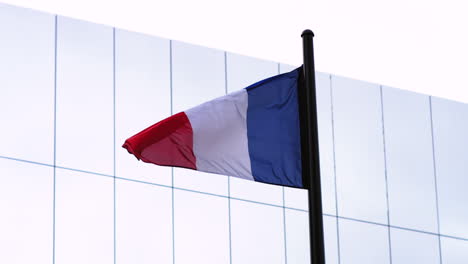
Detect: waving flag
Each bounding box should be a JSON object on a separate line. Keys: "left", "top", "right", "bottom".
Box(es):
{"left": 123, "top": 67, "right": 303, "bottom": 187}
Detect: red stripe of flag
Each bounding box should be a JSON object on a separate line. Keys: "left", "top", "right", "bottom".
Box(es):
{"left": 122, "top": 112, "right": 197, "bottom": 170}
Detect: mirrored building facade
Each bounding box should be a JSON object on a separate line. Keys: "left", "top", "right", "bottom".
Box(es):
{"left": 1, "top": 3, "right": 467, "bottom": 263}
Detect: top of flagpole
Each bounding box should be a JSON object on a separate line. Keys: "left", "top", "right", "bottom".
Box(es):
{"left": 301, "top": 29, "right": 314, "bottom": 37}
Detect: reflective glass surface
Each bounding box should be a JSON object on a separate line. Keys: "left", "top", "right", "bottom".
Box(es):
{"left": 279, "top": 64, "right": 297, "bottom": 74}
{"left": 315, "top": 72, "right": 336, "bottom": 215}
{"left": 382, "top": 87, "right": 438, "bottom": 233}
{"left": 55, "top": 17, "right": 114, "bottom": 175}
{"left": 323, "top": 215, "right": 340, "bottom": 264}
{"left": 0, "top": 4, "right": 55, "bottom": 164}
{"left": 173, "top": 189, "right": 230, "bottom": 264}
{"left": 2, "top": 5, "right": 468, "bottom": 264}
{"left": 431, "top": 97, "right": 468, "bottom": 239}
{"left": 231, "top": 200, "right": 285, "bottom": 264}
{"left": 230, "top": 177, "right": 283, "bottom": 206}
{"left": 0, "top": 159, "right": 53, "bottom": 264}
{"left": 441, "top": 237, "right": 468, "bottom": 263}
{"left": 285, "top": 209, "right": 310, "bottom": 263}
{"left": 390, "top": 228, "right": 440, "bottom": 263}
{"left": 226, "top": 52, "right": 278, "bottom": 93}
{"left": 332, "top": 76, "right": 388, "bottom": 224}
{"left": 339, "top": 218, "right": 390, "bottom": 264}
{"left": 55, "top": 169, "right": 114, "bottom": 264}
{"left": 284, "top": 186, "right": 308, "bottom": 211}
{"left": 116, "top": 178, "right": 173, "bottom": 264}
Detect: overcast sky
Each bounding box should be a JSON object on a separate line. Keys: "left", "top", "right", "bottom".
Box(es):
{"left": 3, "top": 0, "right": 468, "bottom": 103}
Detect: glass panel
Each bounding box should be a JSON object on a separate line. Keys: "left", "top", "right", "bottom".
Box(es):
{"left": 171, "top": 40, "right": 226, "bottom": 112}
{"left": 441, "top": 237, "right": 468, "bottom": 263}
{"left": 226, "top": 52, "right": 278, "bottom": 93}
{"left": 332, "top": 75, "right": 388, "bottom": 224}
{"left": 173, "top": 189, "right": 230, "bottom": 264}
{"left": 114, "top": 29, "right": 172, "bottom": 186}
{"left": 284, "top": 212, "right": 339, "bottom": 264}
{"left": 339, "top": 219, "right": 390, "bottom": 264}
{"left": 390, "top": 228, "right": 440, "bottom": 263}
{"left": 316, "top": 72, "right": 336, "bottom": 215}
{"left": 172, "top": 41, "right": 228, "bottom": 195}
{"left": 115, "top": 178, "right": 172, "bottom": 264}
{"left": 0, "top": 159, "right": 53, "bottom": 264}
{"left": 431, "top": 97, "right": 468, "bottom": 239}
{"left": 55, "top": 168, "right": 113, "bottom": 264}
{"left": 231, "top": 200, "right": 285, "bottom": 264}
{"left": 174, "top": 168, "right": 228, "bottom": 196}
{"left": 0, "top": 4, "right": 55, "bottom": 164}
{"left": 55, "top": 16, "right": 114, "bottom": 175}
{"left": 382, "top": 87, "right": 438, "bottom": 233}
{"left": 230, "top": 177, "right": 282, "bottom": 206}
{"left": 279, "top": 64, "right": 296, "bottom": 74}
{"left": 285, "top": 209, "right": 310, "bottom": 264}
{"left": 323, "top": 215, "right": 339, "bottom": 264}
{"left": 284, "top": 187, "right": 308, "bottom": 211}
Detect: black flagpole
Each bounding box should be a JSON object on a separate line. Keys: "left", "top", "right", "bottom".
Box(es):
{"left": 299, "top": 29, "right": 326, "bottom": 264}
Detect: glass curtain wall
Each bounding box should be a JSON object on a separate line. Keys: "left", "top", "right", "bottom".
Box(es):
{"left": 1, "top": 3, "right": 467, "bottom": 264}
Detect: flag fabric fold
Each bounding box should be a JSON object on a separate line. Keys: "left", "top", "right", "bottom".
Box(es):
{"left": 123, "top": 66, "right": 303, "bottom": 188}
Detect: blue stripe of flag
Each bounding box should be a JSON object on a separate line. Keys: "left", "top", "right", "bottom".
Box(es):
{"left": 245, "top": 67, "right": 303, "bottom": 188}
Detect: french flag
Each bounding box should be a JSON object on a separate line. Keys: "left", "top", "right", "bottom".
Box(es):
{"left": 123, "top": 67, "right": 303, "bottom": 188}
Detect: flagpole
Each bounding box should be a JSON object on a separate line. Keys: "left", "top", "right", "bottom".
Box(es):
{"left": 299, "top": 29, "right": 326, "bottom": 264}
